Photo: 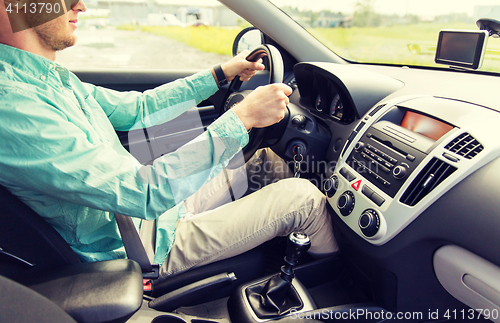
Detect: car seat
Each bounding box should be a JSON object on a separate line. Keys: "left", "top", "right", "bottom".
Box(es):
{"left": 0, "top": 183, "right": 266, "bottom": 321}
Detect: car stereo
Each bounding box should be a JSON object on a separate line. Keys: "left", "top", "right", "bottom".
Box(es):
{"left": 345, "top": 109, "right": 453, "bottom": 199}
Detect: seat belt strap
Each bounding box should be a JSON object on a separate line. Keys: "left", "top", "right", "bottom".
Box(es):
{"left": 114, "top": 214, "right": 153, "bottom": 274}
{"left": 139, "top": 219, "right": 156, "bottom": 263}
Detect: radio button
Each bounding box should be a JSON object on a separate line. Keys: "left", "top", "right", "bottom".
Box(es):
{"left": 384, "top": 161, "right": 394, "bottom": 169}
{"left": 393, "top": 165, "right": 408, "bottom": 179}
{"left": 339, "top": 167, "right": 356, "bottom": 182}
{"left": 370, "top": 192, "right": 385, "bottom": 206}
{"left": 376, "top": 163, "right": 391, "bottom": 174}
{"left": 406, "top": 154, "right": 416, "bottom": 162}
{"left": 362, "top": 185, "right": 374, "bottom": 198}
{"left": 388, "top": 156, "right": 398, "bottom": 164}
{"left": 354, "top": 141, "right": 365, "bottom": 152}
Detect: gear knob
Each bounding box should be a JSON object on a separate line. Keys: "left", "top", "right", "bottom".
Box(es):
{"left": 284, "top": 232, "right": 311, "bottom": 266}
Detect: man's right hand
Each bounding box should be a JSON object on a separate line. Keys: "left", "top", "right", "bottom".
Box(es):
{"left": 231, "top": 84, "right": 293, "bottom": 131}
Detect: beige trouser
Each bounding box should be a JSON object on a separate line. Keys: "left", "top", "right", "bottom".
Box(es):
{"left": 157, "top": 149, "right": 339, "bottom": 278}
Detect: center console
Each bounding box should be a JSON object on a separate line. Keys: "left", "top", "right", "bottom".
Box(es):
{"left": 324, "top": 95, "right": 500, "bottom": 245}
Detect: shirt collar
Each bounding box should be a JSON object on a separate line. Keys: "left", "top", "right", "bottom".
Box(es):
{"left": 0, "top": 43, "right": 70, "bottom": 86}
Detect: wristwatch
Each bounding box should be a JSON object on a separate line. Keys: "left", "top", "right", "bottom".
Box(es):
{"left": 213, "top": 64, "right": 228, "bottom": 87}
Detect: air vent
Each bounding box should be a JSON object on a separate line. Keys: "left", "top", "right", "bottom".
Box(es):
{"left": 401, "top": 158, "right": 457, "bottom": 206}
{"left": 445, "top": 133, "right": 483, "bottom": 159}
{"left": 369, "top": 104, "right": 385, "bottom": 116}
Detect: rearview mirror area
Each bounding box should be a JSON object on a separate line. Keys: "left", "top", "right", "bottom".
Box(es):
{"left": 233, "top": 27, "right": 264, "bottom": 56}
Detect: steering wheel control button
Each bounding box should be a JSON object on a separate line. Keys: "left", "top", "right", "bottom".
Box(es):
{"left": 359, "top": 209, "right": 380, "bottom": 237}
{"left": 339, "top": 167, "right": 356, "bottom": 182}
{"left": 351, "top": 180, "right": 362, "bottom": 191}
{"left": 337, "top": 191, "right": 355, "bottom": 216}
{"left": 324, "top": 175, "right": 339, "bottom": 198}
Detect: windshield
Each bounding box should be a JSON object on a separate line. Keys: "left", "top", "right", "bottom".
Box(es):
{"left": 269, "top": 0, "right": 500, "bottom": 73}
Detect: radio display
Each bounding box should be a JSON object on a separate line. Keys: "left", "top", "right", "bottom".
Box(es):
{"left": 400, "top": 111, "right": 453, "bottom": 141}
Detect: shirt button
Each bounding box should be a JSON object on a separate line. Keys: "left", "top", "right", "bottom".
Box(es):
{"left": 40, "top": 75, "right": 46, "bottom": 81}
{"left": 49, "top": 64, "right": 54, "bottom": 69}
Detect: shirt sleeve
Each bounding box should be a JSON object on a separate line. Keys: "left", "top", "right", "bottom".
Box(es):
{"left": 0, "top": 87, "right": 248, "bottom": 221}
{"left": 81, "top": 69, "right": 219, "bottom": 132}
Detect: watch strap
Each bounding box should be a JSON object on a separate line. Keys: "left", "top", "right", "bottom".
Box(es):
{"left": 213, "top": 64, "right": 228, "bottom": 86}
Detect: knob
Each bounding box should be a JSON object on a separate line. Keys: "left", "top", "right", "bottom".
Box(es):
{"left": 337, "top": 191, "right": 355, "bottom": 216}
{"left": 281, "top": 232, "right": 311, "bottom": 282}
{"left": 285, "top": 232, "right": 311, "bottom": 265}
{"left": 359, "top": 209, "right": 380, "bottom": 237}
{"left": 354, "top": 141, "right": 365, "bottom": 152}
{"left": 393, "top": 165, "right": 408, "bottom": 179}
{"left": 291, "top": 115, "right": 307, "bottom": 129}
{"left": 324, "top": 175, "right": 339, "bottom": 198}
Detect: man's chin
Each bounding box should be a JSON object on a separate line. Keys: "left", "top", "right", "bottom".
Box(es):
{"left": 33, "top": 20, "right": 77, "bottom": 52}
{"left": 47, "top": 34, "right": 77, "bottom": 51}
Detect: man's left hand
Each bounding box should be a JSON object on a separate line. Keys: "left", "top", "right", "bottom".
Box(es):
{"left": 221, "top": 50, "right": 265, "bottom": 82}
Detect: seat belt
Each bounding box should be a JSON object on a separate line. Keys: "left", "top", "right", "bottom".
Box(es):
{"left": 114, "top": 214, "right": 159, "bottom": 279}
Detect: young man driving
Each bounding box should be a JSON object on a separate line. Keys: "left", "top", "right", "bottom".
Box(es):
{"left": 0, "top": 0, "right": 338, "bottom": 279}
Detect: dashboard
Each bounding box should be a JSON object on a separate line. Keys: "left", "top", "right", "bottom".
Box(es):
{"left": 325, "top": 96, "right": 497, "bottom": 244}
{"left": 285, "top": 61, "right": 500, "bottom": 320}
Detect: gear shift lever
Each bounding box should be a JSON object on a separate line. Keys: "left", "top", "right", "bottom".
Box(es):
{"left": 246, "top": 232, "right": 311, "bottom": 319}
{"left": 280, "top": 232, "right": 311, "bottom": 282}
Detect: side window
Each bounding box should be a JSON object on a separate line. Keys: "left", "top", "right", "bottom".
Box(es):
{"left": 55, "top": 1, "right": 250, "bottom": 70}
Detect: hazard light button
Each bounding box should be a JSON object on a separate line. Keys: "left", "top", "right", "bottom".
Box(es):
{"left": 351, "top": 180, "right": 361, "bottom": 191}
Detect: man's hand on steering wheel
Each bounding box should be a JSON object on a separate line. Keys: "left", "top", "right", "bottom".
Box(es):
{"left": 218, "top": 44, "right": 289, "bottom": 160}
{"left": 215, "top": 50, "right": 265, "bottom": 83}
{"left": 232, "top": 84, "right": 292, "bottom": 130}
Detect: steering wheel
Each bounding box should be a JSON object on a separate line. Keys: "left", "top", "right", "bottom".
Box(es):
{"left": 223, "top": 44, "right": 286, "bottom": 161}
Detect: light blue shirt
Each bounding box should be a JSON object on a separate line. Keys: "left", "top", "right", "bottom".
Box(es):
{"left": 0, "top": 44, "right": 249, "bottom": 265}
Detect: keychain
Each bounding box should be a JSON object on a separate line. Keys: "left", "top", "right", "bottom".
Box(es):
{"left": 293, "top": 146, "right": 304, "bottom": 178}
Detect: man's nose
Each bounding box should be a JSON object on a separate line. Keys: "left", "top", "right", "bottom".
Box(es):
{"left": 67, "top": 0, "right": 87, "bottom": 12}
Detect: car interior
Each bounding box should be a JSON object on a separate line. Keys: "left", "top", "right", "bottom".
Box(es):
{"left": 2, "top": 0, "right": 500, "bottom": 322}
